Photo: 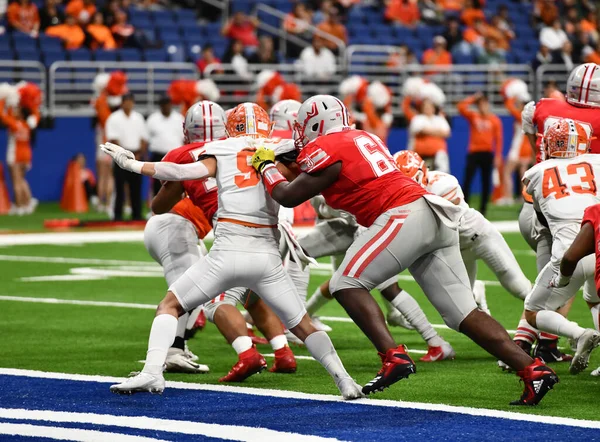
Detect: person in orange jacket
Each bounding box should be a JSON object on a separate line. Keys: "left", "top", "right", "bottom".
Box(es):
{"left": 45, "top": 14, "right": 85, "bottom": 50}
{"left": 65, "top": 0, "right": 96, "bottom": 25}
{"left": 457, "top": 93, "right": 503, "bottom": 216}
{"left": 0, "top": 99, "right": 35, "bottom": 215}
{"left": 87, "top": 12, "right": 116, "bottom": 50}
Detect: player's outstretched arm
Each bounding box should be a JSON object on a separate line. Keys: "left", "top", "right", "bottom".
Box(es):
{"left": 552, "top": 223, "right": 595, "bottom": 288}
{"left": 251, "top": 147, "right": 341, "bottom": 207}
{"left": 151, "top": 181, "right": 185, "bottom": 214}
{"left": 101, "top": 142, "right": 216, "bottom": 180}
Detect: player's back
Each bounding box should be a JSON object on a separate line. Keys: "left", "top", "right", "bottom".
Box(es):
{"left": 297, "top": 129, "right": 426, "bottom": 227}
{"left": 525, "top": 154, "right": 600, "bottom": 233}
{"left": 426, "top": 171, "right": 467, "bottom": 209}
{"left": 534, "top": 99, "right": 600, "bottom": 156}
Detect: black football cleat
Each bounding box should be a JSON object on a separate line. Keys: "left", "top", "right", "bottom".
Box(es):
{"left": 362, "top": 345, "right": 416, "bottom": 395}
{"left": 534, "top": 338, "right": 573, "bottom": 364}
{"left": 510, "top": 358, "right": 559, "bottom": 406}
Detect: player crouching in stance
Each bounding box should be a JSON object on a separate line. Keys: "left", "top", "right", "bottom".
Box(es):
{"left": 523, "top": 118, "right": 600, "bottom": 375}
{"left": 251, "top": 95, "right": 558, "bottom": 405}
{"left": 102, "top": 102, "right": 362, "bottom": 399}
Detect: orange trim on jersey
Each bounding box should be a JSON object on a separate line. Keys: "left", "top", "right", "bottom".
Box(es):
{"left": 522, "top": 186, "right": 533, "bottom": 203}
{"left": 217, "top": 217, "right": 277, "bottom": 229}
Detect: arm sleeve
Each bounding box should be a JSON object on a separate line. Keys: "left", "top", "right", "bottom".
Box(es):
{"left": 523, "top": 166, "right": 539, "bottom": 196}
{"left": 297, "top": 142, "right": 333, "bottom": 174}
{"left": 401, "top": 96, "right": 416, "bottom": 121}
{"left": 152, "top": 160, "right": 210, "bottom": 181}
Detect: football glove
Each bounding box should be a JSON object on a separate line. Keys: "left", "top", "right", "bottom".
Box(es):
{"left": 549, "top": 272, "right": 570, "bottom": 288}
{"left": 251, "top": 147, "right": 276, "bottom": 174}
{"left": 101, "top": 142, "right": 136, "bottom": 171}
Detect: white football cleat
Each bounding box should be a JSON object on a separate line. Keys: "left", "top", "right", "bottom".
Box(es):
{"left": 386, "top": 309, "right": 415, "bottom": 330}
{"left": 419, "top": 341, "right": 455, "bottom": 362}
{"left": 473, "top": 280, "right": 491, "bottom": 316}
{"left": 165, "top": 348, "right": 209, "bottom": 373}
{"left": 310, "top": 316, "right": 332, "bottom": 332}
{"left": 497, "top": 359, "right": 513, "bottom": 372}
{"left": 337, "top": 377, "right": 365, "bottom": 400}
{"left": 284, "top": 330, "right": 305, "bottom": 346}
{"left": 184, "top": 343, "right": 199, "bottom": 361}
{"left": 110, "top": 372, "right": 165, "bottom": 395}
{"left": 570, "top": 329, "right": 600, "bottom": 374}
{"left": 590, "top": 366, "right": 600, "bottom": 376}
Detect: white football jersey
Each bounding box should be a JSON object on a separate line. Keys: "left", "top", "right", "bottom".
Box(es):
{"left": 426, "top": 171, "right": 467, "bottom": 209}
{"left": 201, "top": 136, "right": 292, "bottom": 226}
{"left": 524, "top": 153, "right": 600, "bottom": 236}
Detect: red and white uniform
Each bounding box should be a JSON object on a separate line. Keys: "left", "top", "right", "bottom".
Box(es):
{"left": 582, "top": 204, "right": 600, "bottom": 298}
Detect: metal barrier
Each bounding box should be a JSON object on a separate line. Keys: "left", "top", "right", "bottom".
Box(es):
{"left": 535, "top": 64, "right": 570, "bottom": 99}
{"left": 0, "top": 61, "right": 47, "bottom": 115}
{"left": 48, "top": 61, "right": 199, "bottom": 117}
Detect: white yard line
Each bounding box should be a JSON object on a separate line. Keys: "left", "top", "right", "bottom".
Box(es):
{"left": 0, "top": 368, "right": 599, "bottom": 429}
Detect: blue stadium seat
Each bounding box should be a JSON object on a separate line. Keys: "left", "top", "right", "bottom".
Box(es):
{"left": 452, "top": 51, "right": 475, "bottom": 64}
{"left": 39, "top": 36, "right": 63, "bottom": 52}
{"left": 143, "top": 48, "right": 168, "bottom": 62}
{"left": 43, "top": 52, "right": 65, "bottom": 67}
{"left": 11, "top": 36, "right": 37, "bottom": 51}
{"left": 152, "top": 10, "right": 176, "bottom": 24}
{"left": 69, "top": 49, "right": 92, "bottom": 61}
{"left": 0, "top": 49, "right": 14, "bottom": 60}
{"left": 161, "top": 34, "right": 184, "bottom": 45}
{"left": 118, "top": 48, "right": 142, "bottom": 62}
{"left": 95, "top": 50, "right": 118, "bottom": 62}
{"left": 0, "top": 35, "right": 10, "bottom": 50}
{"left": 16, "top": 49, "right": 40, "bottom": 61}
{"left": 166, "top": 45, "right": 186, "bottom": 63}
{"left": 129, "top": 9, "right": 152, "bottom": 22}
{"left": 130, "top": 17, "right": 152, "bottom": 29}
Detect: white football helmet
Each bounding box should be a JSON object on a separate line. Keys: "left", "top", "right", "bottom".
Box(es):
{"left": 184, "top": 100, "right": 227, "bottom": 143}
{"left": 294, "top": 95, "right": 350, "bottom": 149}
{"left": 270, "top": 99, "right": 301, "bottom": 131}
{"left": 566, "top": 63, "right": 600, "bottom": 108}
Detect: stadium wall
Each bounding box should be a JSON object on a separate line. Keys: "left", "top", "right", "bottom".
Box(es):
{"left": 0, "top": 116, "right": 518, "bottom": 201}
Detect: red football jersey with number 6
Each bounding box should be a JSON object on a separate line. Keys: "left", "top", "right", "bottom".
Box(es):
{"left": 296, "top": 129, "right": 427, "bottom": 227}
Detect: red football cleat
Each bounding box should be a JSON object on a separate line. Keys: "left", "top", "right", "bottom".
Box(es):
{"left": 219, "top": 347, "right": 267, "bottom": 383}
{"left": 193, "top": 310, "right": 206, "bottom": 331}
{"left": 362, "top": 345, "right": 416, "bottom": 395}
{"left": 269, "top": 346, "right": 297, "bottom": 373}
{"left": 510, "top": 358, "right": 559, "bottom": 406}
{"left": 248, "top": 328, "right": 269, "bottom": 346}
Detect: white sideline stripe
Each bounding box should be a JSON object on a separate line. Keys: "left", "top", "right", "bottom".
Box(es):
{"left": 0, "top": 221, "right": 523, "bottom": 246}
{"left": 1, "top": 368, "right": 599, "bottom": 430}
{"left": 263, "top": 353, "right": 316, "bottom": 361}
{"left": 0, "top": 408, "right": 336, "bottom": 442}
{"left": 0, "top": 422, "right": 166, "bottom": 442}
{"left": 0, "top": 254, "right": 156, "bottom": 266}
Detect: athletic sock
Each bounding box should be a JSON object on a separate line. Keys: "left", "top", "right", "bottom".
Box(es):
{"left": 269, "top": 334, "right": 288, "bottom": 351}
{"left": 304, "top": 330, "right": 351, "bottom": 381}
{"left": 143, "top": 314, "right": 178, "bottom": 376}
{"left": 590, "top": 305, "right": 600, "bottom": 331}
{"left": 536, "top": 310, "right": 586, "bottom": 340}
{"left": 514, "top": 319, "right": 538, "bottom": 346}
{"left": 306, "top": 287, "right": 332, "bottom": 316}
{"left": 231, "top": 336, "right": 253, "bottom": 355}
{"left": 390, "top": 290, "right": 437, "bottom": 342}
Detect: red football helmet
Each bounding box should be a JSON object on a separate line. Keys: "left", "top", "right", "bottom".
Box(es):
{"left": 394, "top": 150, "right": 428, "bottom": 185}
{"left": 225, "top": 102, "right": 272, "bottom": 138}
{"left": 543, "top": 118, "right": 591, "bottom": 158}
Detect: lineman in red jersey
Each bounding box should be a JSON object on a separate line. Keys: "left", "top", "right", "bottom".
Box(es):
{"left": 147, "top": 101, "right": 297, "bottom": 381}
{"left": 251, "top": 95, "right": 558, "bottom": 405}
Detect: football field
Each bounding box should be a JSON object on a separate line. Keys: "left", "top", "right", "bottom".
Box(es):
{"left": 1, "top": 208, "right": 600, "bottom": 440}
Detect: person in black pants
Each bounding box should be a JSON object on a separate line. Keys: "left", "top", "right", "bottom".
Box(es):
{"left": 463, "top": 151, "right": 494, "bottom": 215}
{"left": 105, "top": 93, "right": 148, "bottom": 221}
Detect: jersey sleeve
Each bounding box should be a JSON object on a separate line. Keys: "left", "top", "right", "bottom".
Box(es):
{"left": 428, "top": 173, "right": 461, "bottom": 202}
{"left": 297, "top": 140, "right": 334, "bottom": 174}
{"left": 523, "top": 165, "right": 541, "bottom": 197}
{"left": 203, "top": 139, "right": 232, "bottom": 157}
{"left": 582, "top": 204, "right": 600, "bottom": 228}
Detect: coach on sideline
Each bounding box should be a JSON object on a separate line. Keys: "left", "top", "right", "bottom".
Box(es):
{"left": 105, "top": 92, "right": 148, "bottom": 221}
{"left": 146, "top": 96, "right": 185, "bottom": 197}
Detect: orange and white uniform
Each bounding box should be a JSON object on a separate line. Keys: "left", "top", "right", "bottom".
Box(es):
{"left": 0, "top": 101, "right": 32, "bottom": 168}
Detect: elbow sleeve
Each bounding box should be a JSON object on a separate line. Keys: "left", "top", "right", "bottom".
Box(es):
{"left": 152, "top": 161, "right": 209, "bottom": 181}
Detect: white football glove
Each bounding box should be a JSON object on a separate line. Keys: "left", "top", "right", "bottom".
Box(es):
{"left": 549, "top": 272, "right": 570, "bottom": 289}
{"left": 100, "top": 142, "right": 136, "bottom": 171}
{"left": 521, "top": 101, "right": 536, "bottom": 135}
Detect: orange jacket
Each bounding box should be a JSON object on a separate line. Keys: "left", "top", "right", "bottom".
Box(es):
{"left": 7, "top": 2, "right": 39, "bottom": 32}
{"left": 65, "top": 0, "right": 96, "bottom": 22}
{"left": 385, "top": 0, "right": 420, "bottom": 25}
{"left": 87, "top": 24, "right": 116, "bottom": 50}
{"left": 46, "top": 24, "right": 85, "bottom": 50}
{"left": 316, "top": 22, "right": 348, "bottom": 50}
{"left": 460, "top": 8, "right": 485, "bottom": 26}
{"left": 458, "top": 96, "right": 503, "bottom": 156}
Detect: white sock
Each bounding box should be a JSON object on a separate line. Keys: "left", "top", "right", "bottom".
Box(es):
{"left": 536, "top": 310, "right": 586, "bottom": 340}
{"left": 306, "top": 287, "right": 332, "bottom": 316}
{"left": 143, "top": 314, "right": 178, "bottom": 376}
{"left": 514, "top": 319, "right": 538, "bottom": 345}
{"left": 390, "top": 290, "right": 438, "bottom": 343}
{"left": 591, "top": 305, "right": 600, "bottom": 331}
{"left": 304, "top": 330, "right": 351, "bottom": 380}
{"left": 231, "top": 336, "right": 253, "bottom": 355}
{"left": 270, "top": 334, "right": 288, "bottom": 351}
{"left": 176, "top": 313, "right": 188, "bottom": 339}
{"left": 287, "top": 259, "right": 310, "bottom": 306}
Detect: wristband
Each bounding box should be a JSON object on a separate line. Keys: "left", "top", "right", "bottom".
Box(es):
{"left": 261, "top": 163, "right": 287, "bottom": 195}
{"left": 129, "top": 160, "right": 143, "bottom": 174}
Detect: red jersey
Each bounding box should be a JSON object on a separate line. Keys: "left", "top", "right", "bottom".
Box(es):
{"left": 271, "top": 129, "right": 293, "bottom": 139}
{"left": 296, "top": 129, "right": 427, "bottom": 227}
{"left": 533, "top": 99, "right": 600, "bottom": 162}
{"left": 581, "top": 203, "right": 600, "bottom": 297}
{"left": 162, "top": 142, "right": 219, "bottom": 224}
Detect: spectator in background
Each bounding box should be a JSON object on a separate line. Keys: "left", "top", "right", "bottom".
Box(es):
{"left": 563, "top": 7, "right": 580, "bottom": 37}
{"left": 488, "top": 16, "right": 513, "bottom": 50}
{"left": 223, "top": 39, "right": 250, "bottom": 79}
{"left": 102, "top": 0, "right": 120, "bottom": 27}
{"left": 105, "top": 92, "right": 148, "bottom": 221}
{"left": 87, "top": 11, "right": 116, "bottom": 50}
{"left": 46, "top": 14, "right": 85, "bottom": 49}
{"left": 544, "top": 79, "right": 565, "bottom": 100}
{"left": 316, "top": 6, "right": 347, "bottom": 53}
{"left": 458, "top": 93, "right": 502, "bottom": 216}
{"left": 146, "top": 96, "right": 184, "bottom": 196}
{"left": 221, "top": 11, "right": 259, "bottom": 49}
{"left": 248, "top": 35, "right": 279, "bottom": 64}
{"left": 298, "top": 36, "right": 336, "bottom": 79}
{"left": 463, "top": 18, "right": 486, "bottom": 50}
{"left": 539, "top": 19, "right": 568, "bottom": 51}
{"left": 196, "top": 44, "right": 221, "bottom": 74}
{"left": 384, "top": 0, "right": 420, "bottom": 28}
{"left": 110, "top": 9, "right": 134, "bottom": 47}
{"left": 313, "top": 0, "right": 331, "bottom": 24}
{"left": 536, "top": 0, "right": 558, "bottom": 27}
{"left": 283, "top": 2, "right": 313, "bottom": 58}
{"left": 420, "top": 0, "right": 444, "bottom": 25}
{"left": 495, "top": 5, "right": 513, "bottom": 34}
{"left": 580, "top": 10, "right": 598, "bottom": 43}
{"left": 66, "top": 0, "right": 96, "bottom": 26}
{"left": 533, "top": 44, "right": 553, "bottom": 69}
{"left": 387, "top": 44, "right": 419, "bottom": 69}
{"left": 422, "top": 36, "right": 452, "bottom": 68}
{"left": 408, "top": 99, "right": 451, "bottom": 173}
{"left": 477, "top": 38, "right": 506, "bottom": 65}
{"left": 582, "top": 42, "right": 600, "bottom": 64}
{"left": 39, "top": 0, "right": 64, "bottom": 31}
{"left": 460, "top": 0, "right": 484, "bottom": 27}
{"left": 7, "top": 0, "right": 39, "bottom": 36}
{"left": 551, "top": 40, "right": 575, "bottom": 71}
{"left": 443, "top": 16, "right": 462, "bottom": 51}
{"left": 437, "top": 0, "right": 464, "bottom": 13}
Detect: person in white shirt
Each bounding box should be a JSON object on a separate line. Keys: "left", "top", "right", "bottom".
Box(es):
{"left": 539, "top": 19, "right": 568, "bottom": 51}
{"left": 146, "top": 96, "right": 184, "bottom": 196}
{"left": 298, "top": 37, "right": 337, "bottom": 79}
{"left": 105, "top": 93, "right": 148, "bottom": 220}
